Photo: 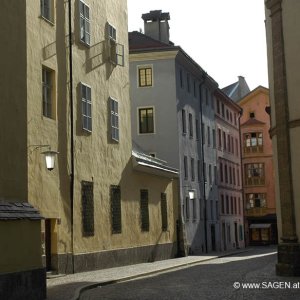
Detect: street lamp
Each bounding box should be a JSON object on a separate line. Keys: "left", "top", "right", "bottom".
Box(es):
{"left": 41, "top": 149, "right": 59, "bottom": 171}
{"left": 188, "top": 189, "right": 196, "bottom": 200}
{"left": 30, "top": 145, "right": 59, "bottom": 171}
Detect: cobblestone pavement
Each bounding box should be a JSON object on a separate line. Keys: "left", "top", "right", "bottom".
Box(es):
{"left": 80, "top": 246, "right": 300, "bottom": 300}
{"left": 47, "top": 248, "right": 248, "bottom": 300}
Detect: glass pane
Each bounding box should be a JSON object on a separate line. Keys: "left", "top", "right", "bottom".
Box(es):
{"left": 87, "top": 103, "right": 91, "bottom": 117}
{"left": 86, "top": 87, "right": 91, "bottom": 101}
{"left": 81, "top": 85, "right": 86, "bottom": 99}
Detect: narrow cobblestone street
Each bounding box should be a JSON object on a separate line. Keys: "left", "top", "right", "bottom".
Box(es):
{"left": 81, "top": 246, "right": 300, "bottom": 300}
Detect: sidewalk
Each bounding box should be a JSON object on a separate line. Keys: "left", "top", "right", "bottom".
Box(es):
{"left": 47, "top": 248, "right": 249, "bottom": 300}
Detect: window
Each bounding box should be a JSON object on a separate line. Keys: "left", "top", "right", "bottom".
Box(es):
{"left": 189, "top": 113, "right": 193, "bottom": 138}
{"left": 140, "top": 190, "right": 149, "bottom": 231}
{"left": 226, "top": 195, "right": 229, "bottom": 214}
{"left": 108, "top": 23, "right": 124, "bottom": 66}
{"left": 139, "top": 107, "right": 154, "bottom": 134}
{"left": 201, "top": 123, "right": 205, "bottom": 144}
{"left": 249, "top": 112, "right": 255, "bottom": 118}
{"left": 182, "top": 109, "right": 186, "bottom": 134}
{"left": 233, "top": 166, "right": 236, "bottom": 185}
{"left": 203, "top": 163, "right": 207, "bottom": 183}
{"left": 180, "top": 69, "right": 183, "bottom": 88}
{"left": 223, "top": 132, "right": 226, "bottom": 150}
{"left": 184, "top": 156, "right": 188, "bottom": 180}
{"left": 229, "top": 166, "right": 232, "bottom": 184}
{"left": 207, "top": 126, "right": 211, "bottom": 146}
{"left": 210, "top": 200, "right": 214, "bottom": 220}
{"left": 110, "top": 98, "right": 119, "bottom": 142}
{"left": 185, "top": 197, "right": 190, "bottom": 221}
{"left": 191, "top": 158, "right": 195, "bottom": 181}
{"left": 193, "top": 80, "right": 196, "bottom": 97}
{"left": 81, "top": 83, "right": 92, "bottom": 132}
{"left": 41, "top": 0, "right": 53, "bottom": 22}
{"left": 221, "top": 103, "right": 225, "bottom": 117}
{"left": 192, "top": 198, "right": 197, "bottom": 221}
{"left": 111, "top": 185, "right": 121, "bottom": 234}
{"left": 138, "top": 66, "right": 152, "bottom": 87}
{"left": 82, "top": 181, "right": 94, "bottom": 236}
{"left": 208, "top": 164, "right": 212, "bottom": 186}
{"left": 217, "top": 100, "right": 220, "bottom": 114}
{"left": 42, "top": 67, "right": 54, "bottom": 119}
{"left": 230, "top": 197, "right": 233, "bottom": 214}
{"left": 246, "top": 193, "right": 266, "bottom": 208}
{"left": 214, "top": 165, "right": 217, "bottom": 185}
{"left": 212, "top": 129, "right": 216, "bottom": 148}
{"left": 161, "top": 193, "right": 168, "bottom": 231}
{"left": 220, "top": 162, "right": 223, "bottom": 182}
{"left": 237, "top": 169, "right": 240, "bottom": 187}
{"left": 227, "top": 134, "right": 231, "bottom": 153}
{"left": 79, "top": 0, "right": 90, "bottom": 45}
{"left": 218, "top": 128, "right": 222, "bottom": 149}
{"left": 244, "top": 132, "right": 263, "bottom": 153}
{"left": 235, "top": 138, "right": 239, "bottom": 157}
{"left": 187, "top": 73, "right": 190, "bottom": 92}
{"left": 245, "top": 163, "right": 265, "bottom": 185}
{"left": 196, "top": 119, "right": 200, "bottom": 140}
{"left": 224, "top": 164, "right": 228, "bottom": 184}
{"left": 216, "top": 201, "right": 219, "bottom": 220}
{"left": 205, "top": 89, "right": 209, "bottom": 106}
{"left": 221, "top": 194, "right": 225, "bottom": 214}
{"left": 197, "top": 160, "right": 201, "bottom": 182}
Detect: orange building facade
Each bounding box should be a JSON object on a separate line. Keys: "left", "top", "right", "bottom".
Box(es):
{"left": 238, "top": 87, "right": 277, "bottom": 245}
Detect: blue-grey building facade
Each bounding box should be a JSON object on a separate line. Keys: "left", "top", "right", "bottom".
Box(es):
{"left": 129, "top": 10, "right": 220, "bottom": 253}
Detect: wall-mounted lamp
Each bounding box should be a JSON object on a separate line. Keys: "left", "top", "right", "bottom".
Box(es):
{"left": 188, "top": 189, "right": 196, "bottom": 200}
{"left": 30, "top": 145, "right": 59, "bottom": 171}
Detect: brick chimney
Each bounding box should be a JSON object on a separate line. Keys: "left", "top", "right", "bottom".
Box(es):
{"left": 142, "top": 10, "right": 170, "bottom": 44}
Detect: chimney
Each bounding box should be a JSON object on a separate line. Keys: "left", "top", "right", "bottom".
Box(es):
{"left": 142, "top": 10, "right": 170, "bottom": 44}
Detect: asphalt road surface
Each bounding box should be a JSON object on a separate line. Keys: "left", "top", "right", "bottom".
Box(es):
{"left": 81, "top": 246, "right": 300, "bottom": 300}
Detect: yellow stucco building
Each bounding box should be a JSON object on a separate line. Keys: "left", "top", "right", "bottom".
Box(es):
{"left": 0, "top": 0, "right": 179, "bottom": 277}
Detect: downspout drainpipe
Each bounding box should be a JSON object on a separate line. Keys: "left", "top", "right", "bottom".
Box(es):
{"left": 238, "top": 110, "right": 245, "bottom": 245}
{"left": 238, "top": 109, "right": 245, "bottom": 247}
{"left": 68, "top": 0, "right": 75, "bottom": 274}
{"left": 199, "top": 74, "right": 208, "bottom": 253}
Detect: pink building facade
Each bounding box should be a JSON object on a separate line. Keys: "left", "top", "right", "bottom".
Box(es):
{"left": 238, "top": 87, "right": 277, "bottom": 245}
{"left": 215, "top": 89, "right": 245, "bottom": 251}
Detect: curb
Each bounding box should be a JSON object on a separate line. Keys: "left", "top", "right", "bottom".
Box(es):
{"left": 71, "top": 249, "right": 249, "bottom": 300}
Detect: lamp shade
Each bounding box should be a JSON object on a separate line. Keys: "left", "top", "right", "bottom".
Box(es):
{"left": 42, "top": 150, "right": 58, "bottom": 171}
{"left": 188, "top": 190, "right": 195, "bottom": 200}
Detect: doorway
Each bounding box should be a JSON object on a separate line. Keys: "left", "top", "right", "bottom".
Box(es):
{"left": 45, "top": 219, "right": 52, "bottom": 271}
{"left": 211, "top": 224, "right": 216, "bottom": 251}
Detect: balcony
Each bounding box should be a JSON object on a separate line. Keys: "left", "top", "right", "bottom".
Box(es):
{"left": 243, "top": 145, "right": 263, "bottom": 154}
{"left": 245, "top": 207, "right": 276, "bottom": 217}
{"left": 245, "top": 177, "right": 265, "bottom": 186}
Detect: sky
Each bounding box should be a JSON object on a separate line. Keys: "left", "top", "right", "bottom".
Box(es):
{"left": 127, "top": 0, "right": 269, "bottom": 90}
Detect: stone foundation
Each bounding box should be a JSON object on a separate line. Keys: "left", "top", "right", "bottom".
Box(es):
{"left": 276, "top": 243, "right": 300, "bottom": 276}
{"left": 0, "top": 268, "right": 46, "bottom": 300}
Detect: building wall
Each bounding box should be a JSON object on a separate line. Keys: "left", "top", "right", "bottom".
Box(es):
{"left": 215, "top": 92, "right": 244, "bottom": 251}
{"left": 265, "top": 0, "right": 300, "bottom": 241}
{"left": 240, "top": 89, "right": 276, "bottom": 210}
{"left": 0, "top": 0, "right": 28, "bottom": 200}
{"left": 129, "top": 53, "right": 179, "bottom": 166}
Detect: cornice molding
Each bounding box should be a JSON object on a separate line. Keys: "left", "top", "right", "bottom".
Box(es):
{"left": 265, "top": 0, "right": 282, "bottom": 16}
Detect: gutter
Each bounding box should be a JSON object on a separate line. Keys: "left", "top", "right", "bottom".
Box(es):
{"left": 68, "top": 0, "right": 75, "bottom": 274}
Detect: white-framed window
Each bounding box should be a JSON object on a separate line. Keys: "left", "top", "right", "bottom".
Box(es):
{"left": 138, "top": 107, "right": 154, "bottom": 134}
{"left": 41, "top": 0, "right": 53, "bottom": 22}
{"left": 138, "top": 66, "right": 153, "bottom": 87}
{"left": 79, "top": 0, "right": 90, "bottom": 45}
{"left": 110, "top": 97, "right": 119, "bottom": 142}
{"left": 81, "top": 83, "right": 92, "bottom": 132}
{"left": 42, "top": 67, "right": 54, "bottom": 119}
{"left": 107, "top": 23, "right": 124, "bottom": 66}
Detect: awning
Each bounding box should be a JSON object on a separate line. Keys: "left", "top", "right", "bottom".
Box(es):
{"left": 250, "top": 223, "right": 271, "bottom": 229}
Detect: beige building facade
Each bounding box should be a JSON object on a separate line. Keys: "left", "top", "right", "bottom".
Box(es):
{"left": 1, "top": 0, "right": 179, "bottom": 276}
{"left": 265, "top": 0, "right": 300, "bottom": 275}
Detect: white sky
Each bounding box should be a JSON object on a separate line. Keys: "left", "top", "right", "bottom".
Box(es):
{"left": 127, "top": 0, "right": 269, "bottom": 90}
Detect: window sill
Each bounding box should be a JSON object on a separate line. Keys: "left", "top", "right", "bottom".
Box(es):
{"left": 79, "top": 39, "right": 91, "bottom": 48}
{"left": 40, "top": 15, "right": 55, "bottom": 26}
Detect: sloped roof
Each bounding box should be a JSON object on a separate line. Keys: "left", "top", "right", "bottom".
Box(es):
{"left": 129, "top": 31, "right": 175, "bottom": 51}
{"left": 222, "top": 76, "right": 250, "bottom": 102}
{"left": 132, "top": 142, "right": 178, "bottom": 178}
{"left": 0, "top": 201, "right": 43, "bottom": 220}
{"left": 241, "top": 118, "right": 265, "bottom": 127}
